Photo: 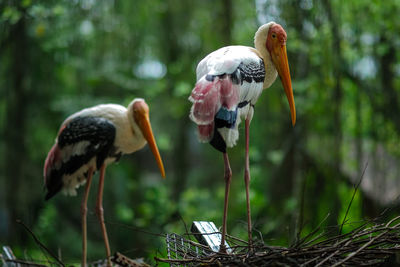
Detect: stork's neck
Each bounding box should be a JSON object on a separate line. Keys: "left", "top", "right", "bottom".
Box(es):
{"left": 254, "top": 44, "right": 277, "bottom": 89}
{"left": 124, "top": 105, "right": 147, "bottom": 153}
{"left": 127, "top": 106, "right": 142, "bottom": 140}
{"left": 254, "top": 23, "right": 278, "bottom": 89}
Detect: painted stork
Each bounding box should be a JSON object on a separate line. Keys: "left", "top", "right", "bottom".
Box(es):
{"left": 44, "top": 98, "right": 165, "bottom": 267}
{"left": 189, "top": 22, "right": 296, "bottom": 252}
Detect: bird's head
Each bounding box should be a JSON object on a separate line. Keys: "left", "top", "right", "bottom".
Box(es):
{"left": 256, "top": 22, "right": 296, "bottom": 126}
{"left": 131, "top": 99, "right": 165, "bottom": 178}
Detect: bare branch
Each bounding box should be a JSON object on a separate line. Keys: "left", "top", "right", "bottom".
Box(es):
{"left": 16, "top": 220, "right": 65, "bottom": 267}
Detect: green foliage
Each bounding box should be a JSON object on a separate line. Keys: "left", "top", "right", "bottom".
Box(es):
{"left": 1, "top": 0, "right": 400, "bottom": 264}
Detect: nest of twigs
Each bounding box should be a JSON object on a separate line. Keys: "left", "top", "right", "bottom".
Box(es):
{"left": 155, "top": 216, "right": 400, "bottom": 266}
{"left": 3, "top": 216, "right": 400, "bottom": 266}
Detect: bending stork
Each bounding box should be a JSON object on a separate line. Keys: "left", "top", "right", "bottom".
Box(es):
{"left": 44, "top": 98, "right": 165, "bottom": 266}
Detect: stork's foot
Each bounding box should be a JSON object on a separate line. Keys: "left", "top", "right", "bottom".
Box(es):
{"left": 248, "top": 244, "right": 254, "bottom": 254}
{"left": 219, "top": 244, "right": 227, "bottom": 254}
{"left": 248, "top": 235, "right": 253, "bottom": 251}
{"left": 106, "top": 257, "right": 112, "bottom": 267}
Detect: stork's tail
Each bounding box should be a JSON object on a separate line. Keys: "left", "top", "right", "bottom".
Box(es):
{"left": 43, "top": 144, "right": 63, "bottom": 200}
{"left": 189, "top": 75, "right": 238, "bottom": 142}
{"left": 44, "top": 144, "right": 59, "bottom": 181}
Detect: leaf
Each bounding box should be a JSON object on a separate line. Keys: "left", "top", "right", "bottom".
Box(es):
{"left": 1, "top": 6, "right": 22, "bottom": 24}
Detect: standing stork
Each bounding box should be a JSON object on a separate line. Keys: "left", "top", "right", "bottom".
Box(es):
{"left": 189, "top": 22, "right": 296, "bottom": 252}
{"left": 44, "top": 98, "right": 165, "bottom": 267}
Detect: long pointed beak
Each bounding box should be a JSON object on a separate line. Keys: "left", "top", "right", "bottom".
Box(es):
{"left": 272, "top": 44, "right": 296, "bottom": 126}
{"left": 138, "top": 115, "right": 166, "bottom": 178}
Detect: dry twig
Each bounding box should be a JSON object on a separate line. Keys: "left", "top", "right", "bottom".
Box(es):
{"left": 155, "top": 216, "right": 400, "bottom": 266}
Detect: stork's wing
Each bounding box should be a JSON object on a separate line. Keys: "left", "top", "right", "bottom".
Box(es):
{"left": 196, "top": 45, "right": 265, "bottom": 83}
{"left": 190, "top": 46, "right": 265, "bottom": 142}
{"left": 44, "top": 116, "right": 116, "bottom": 200}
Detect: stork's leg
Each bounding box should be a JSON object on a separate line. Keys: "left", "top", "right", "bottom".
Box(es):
{"left": 81, "top": 167, "right": 94, "bottom": 267}
{"left": 95, "top": 164, "right": 112, "bottom": 267}
{"left": 220, "top": 152, "right": 232, "bottom": 253}
{"left": 244, "top": 118, "right": 253, "bottom": 250}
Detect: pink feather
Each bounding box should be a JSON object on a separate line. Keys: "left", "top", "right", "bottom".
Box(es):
{"left": 189, "top": 76, "right": 239, "bottom": 141}
{"left": 43, "top": 143, "right": 61, "bottom": 184}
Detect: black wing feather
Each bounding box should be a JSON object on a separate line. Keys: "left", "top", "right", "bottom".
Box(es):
{"left": 231, "top": 60, "right": 265, "bottom": 85}
{"left": 45, "top": 116, "right": 116, "bottom": 200}
{"left": 204, "top": 58, "right": 265, "bottom": 85}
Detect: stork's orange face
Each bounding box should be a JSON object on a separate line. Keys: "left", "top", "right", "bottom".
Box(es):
{"left": 133, "top": 100, "right": 165, "bottom": 178}
{"left": 266, "top": 23, "right": 296, "bottom": 126}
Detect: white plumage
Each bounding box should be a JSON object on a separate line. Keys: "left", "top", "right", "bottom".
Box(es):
{"left": 43, "top": 98, "right": 165, "bottom": 267}
{"left": 45, "top": 100, "right": 151, "bottom": 197}
{"left": 62, "top": 102, "right": 148, "bottom": 155}
{"left": 188, "top": 21, "right": 296, "bottom": 252}
{"left": 190, "top": 29, "right": 275, "bottom": 148}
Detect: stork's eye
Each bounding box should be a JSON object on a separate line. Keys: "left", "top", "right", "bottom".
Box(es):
{"left": 272, "top": 33, "right": 277, "bottom": 38}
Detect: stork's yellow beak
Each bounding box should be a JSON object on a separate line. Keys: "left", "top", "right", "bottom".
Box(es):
{"left": 137, "top": 114, "right": 166, "bottom": 178}
{"left": 271, "top": 44, "right": 296, "bottom": 126}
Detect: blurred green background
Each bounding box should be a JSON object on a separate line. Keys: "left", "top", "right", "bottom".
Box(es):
{"left": 1, "top": 0, "right": 400, "bottom": 265}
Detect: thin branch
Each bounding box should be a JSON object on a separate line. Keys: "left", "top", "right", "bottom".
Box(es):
{"left": 16, "top": 220, "right": 65, "bottom": 267}
{"left": 178, "top": 213, "right": 190, "bottom": 237}
{"left": 5, "top": 259, "right": 50, "bottom": 267}
{"left": 339, "top": 162, "right": 368, "bottom": 235}
{"left": 331, "top": 229, "right": 388, "bottom": 267}
{"left": 105, "top": 219, "right": 166, "bottom": 238}
{"left": 155, "top": 216, "right": 400, "bottom": 266}
{"left": 293, "top": 213, "right": 330, "bottom": 248}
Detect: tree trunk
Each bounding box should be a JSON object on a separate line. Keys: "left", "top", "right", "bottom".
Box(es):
{"left": 159, "top": 1, "right": 193, "bottom": 203}
{"left": 4, "top": 7, "right": 29, "bottom": 244}
{"left": 220, "top": 0, "right": 232, "bottom": 45}
{"left": 379, "top": 38, "right": 398, "bottom": 128}
{"left": 322, "top": 0, "right": 343, "bottom": 228}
